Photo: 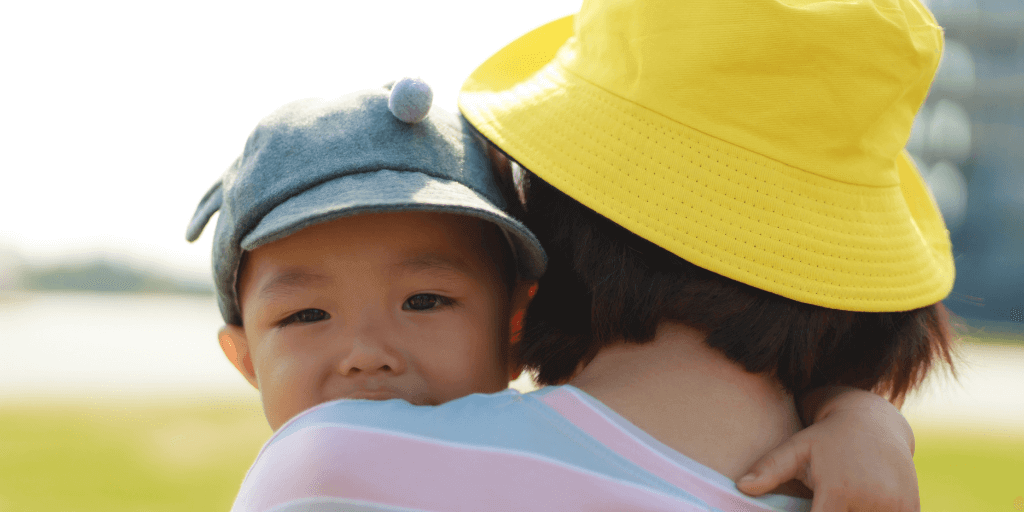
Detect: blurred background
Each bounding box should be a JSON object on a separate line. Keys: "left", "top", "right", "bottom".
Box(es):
{"left": 0, "top": 0, "right": 1021, "bottom": 510}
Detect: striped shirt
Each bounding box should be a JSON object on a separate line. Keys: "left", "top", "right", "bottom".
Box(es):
{"left": 231, "top": 385, "right": 811, "bottom": 512}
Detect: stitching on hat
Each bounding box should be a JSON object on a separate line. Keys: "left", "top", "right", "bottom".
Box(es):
{"left": 567, "top": 75, "right": 913, "bottom": 239}
{"left": 486, "top": 77, "right": 936, "bottom": 300}
{"left": 575, "top": 76, "right": 888, "bottom": 194}
{"left": 642, "top": 140, "right": 908, "bottom": 252}
{"left": 546, "top": 81, "right": 917, "bottom": 267}
{"left": 466, "top": 78, "right": 942, "bottom": 302}
{"left": 565, "top": 72, "right": 904, "bottom": 204}
{"left": 656, "top": 165, "right": 913, "bottom": 264}
{"left": 597, "top": 173, "right": 922, "bottom": 295}
{"left": 664, "top": 155, "right": 912, "bottom": 256}
{"left": 527, "top": 107, "right": 926, "bottom": 291}
{"left": 522, "top": 83, "right": 924, "bottom": 284}
{"left": 574, "top": 79, "right": 906, "bottom": 226}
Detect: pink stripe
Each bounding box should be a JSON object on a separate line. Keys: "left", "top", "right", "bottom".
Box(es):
{"left": 540, "top": 388, "right": 780, "bottom": 512}
{"left": 233, "top": 426, "right": 710, "bottom": 512}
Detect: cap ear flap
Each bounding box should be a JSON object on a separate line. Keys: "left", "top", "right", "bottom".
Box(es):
{"left": 186, "top": 179, "right": 224, "bottom": 242}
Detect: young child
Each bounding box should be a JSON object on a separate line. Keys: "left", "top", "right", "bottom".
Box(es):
{"left": 185, "top": 78, "right": 545, "bottom": 431}
{"left": 188, "top": 79, "right": 923, "bottom": 511}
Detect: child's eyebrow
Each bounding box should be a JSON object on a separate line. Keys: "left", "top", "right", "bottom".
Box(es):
{"left": 257, "top": 269, "right": 331, "bottom": 299}
{"left": 392, "top": 253, "right": 473, "bottom": 276}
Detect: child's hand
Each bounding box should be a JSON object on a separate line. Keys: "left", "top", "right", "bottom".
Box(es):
{"left": 736, "top": 387, "right": 919, "bottom": 512}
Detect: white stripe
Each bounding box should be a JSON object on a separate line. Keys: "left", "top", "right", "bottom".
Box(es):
{"left": 265, "top": 496, "right": 433, "bottom": 512}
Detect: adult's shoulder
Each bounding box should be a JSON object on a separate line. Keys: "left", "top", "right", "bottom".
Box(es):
{"left": 231, "top": 389, "right": 587, "bottom": 512}
{"left": 232, "top": 387, "right": 722, "bottom": 512}
{"left": 268, "top": 389, "right": 545, "bottom": 449}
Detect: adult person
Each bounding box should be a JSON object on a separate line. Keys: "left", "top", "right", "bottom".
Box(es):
{"left": 458, "top": 0, "right": 955, "bottom": 506}
{"left": 230, "top": 0, "right": 955, "bottom": 510}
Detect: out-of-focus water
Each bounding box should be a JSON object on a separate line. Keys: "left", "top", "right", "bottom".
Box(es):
{"left": 1, "top": 292, "right": 1022, "bottom": 434}
{"left": 902, "top": 341, "right": 1024, "bottom": 432}
{"left": 0, "top": 292, "right": 251, "bottom": 398}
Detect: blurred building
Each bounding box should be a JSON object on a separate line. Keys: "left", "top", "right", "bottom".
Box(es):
{"left": 914, "top": 0, "right": 1024, "bottom": 325}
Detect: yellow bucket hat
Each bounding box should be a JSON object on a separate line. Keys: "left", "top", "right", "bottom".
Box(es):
{"left": 459, "top": 0, "right": 954, "bottom": 312}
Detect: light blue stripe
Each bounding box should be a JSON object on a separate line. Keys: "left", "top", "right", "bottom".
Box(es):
{"left": 272, "top": 389, "right": 710, "bottom": 507}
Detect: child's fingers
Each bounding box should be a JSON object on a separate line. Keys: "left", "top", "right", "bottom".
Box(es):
{"left": 736, "top": 435, "right": 811, "bottom": 496}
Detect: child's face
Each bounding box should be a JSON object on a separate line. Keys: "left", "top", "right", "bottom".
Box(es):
{"left": 218, "top": 212, "right": 526, "bottom": 430}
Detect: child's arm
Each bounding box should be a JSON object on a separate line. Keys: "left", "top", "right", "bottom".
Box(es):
{"left": 736, "top": 386, "right": 919, "bottom": 512}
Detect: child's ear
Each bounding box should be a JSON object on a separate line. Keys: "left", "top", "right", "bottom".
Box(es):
{"left": 218, "top": 325, "right": 259, "bottom": 390}
{"left": 509, "top": 281, "right": 538, "bottom": 343}
{"left": 507, "top": 281, "right": 538, "bottom": 380}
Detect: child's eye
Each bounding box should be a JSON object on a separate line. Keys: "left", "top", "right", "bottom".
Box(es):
{"left": 280, "top": 309, "right": 330, "bottom": 326}
{"left": 403, "top": 293, "right": 455, "bottom": 311}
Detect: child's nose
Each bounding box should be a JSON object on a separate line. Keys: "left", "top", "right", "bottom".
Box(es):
{"left": 336, "top": 337, "right": 405, "bottom": 377}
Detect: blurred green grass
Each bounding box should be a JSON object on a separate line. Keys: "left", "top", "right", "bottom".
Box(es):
{"left": 1, "top": 394, "right": 1020, "bottom": 511}
{"left": 0, "top": 396, "right": 269, "bottom": 512}
{"left": 915, "top": 425, "right": 1023, "bottom": 512}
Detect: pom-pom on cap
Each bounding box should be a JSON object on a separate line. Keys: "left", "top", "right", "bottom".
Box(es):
{"left": 388, "top": 77, "right": 433, "bottom": 123}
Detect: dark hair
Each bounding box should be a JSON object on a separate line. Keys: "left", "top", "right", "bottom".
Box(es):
{"left": 517, "top": 173, "right": 956, "bottom": 404}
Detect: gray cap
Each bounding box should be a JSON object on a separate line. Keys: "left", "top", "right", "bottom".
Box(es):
{"left": 186, "top": 79, "right": 546, "bottom": 325}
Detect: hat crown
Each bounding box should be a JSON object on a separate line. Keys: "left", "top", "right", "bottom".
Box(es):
{"left": 226, "top": 90, "right": 502, "bottom": 231}
{"left": 560, "top": 0, "right": 942, "bottom": 186}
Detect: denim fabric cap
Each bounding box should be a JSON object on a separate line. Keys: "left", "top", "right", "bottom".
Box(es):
{"left": 186, "top": 79, "right": 547, "bottom": 325}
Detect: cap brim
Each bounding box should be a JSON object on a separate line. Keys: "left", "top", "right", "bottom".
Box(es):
{"left": 241, "top": 169, "right": 546, "bottom": 280}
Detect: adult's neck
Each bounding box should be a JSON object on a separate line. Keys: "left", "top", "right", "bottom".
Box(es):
{"left": 568, "top": 321, "right": 803, "bottom": 482}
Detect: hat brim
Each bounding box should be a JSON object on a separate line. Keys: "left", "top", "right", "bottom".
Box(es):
{"left": 459, "top": 16, "right": 953, "bottom": 312}
{"left": 242, "top": 169, "right": 547, "bottom": 281}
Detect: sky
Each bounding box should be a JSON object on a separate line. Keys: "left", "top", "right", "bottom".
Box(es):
{"left": 0, "top": 0, "right": 580, "bottom": 282}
